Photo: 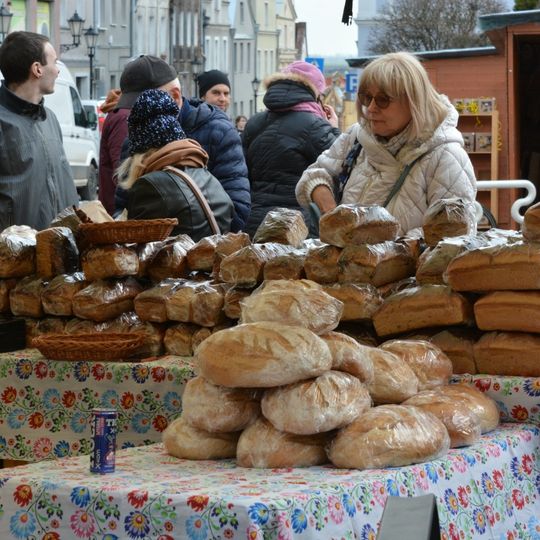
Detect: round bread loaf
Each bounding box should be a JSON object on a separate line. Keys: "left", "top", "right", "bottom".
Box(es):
{"left": 261, "top": 370, "right": 372, "bottom": 434}
{"left": 162, "top": 416, "right": 239, "bottom": 460}
{"left": 196, "top": 321, "right": 333, "bottom": 388}
{"left": 380, "top": 339, "right": 453, "bottom": 390}
{"left": 240, "top": 279, "right": 343, "bottom": 335}
{"left": 182, "top": 376, "right": 261, "bottom": 432}
{"left": 322, "top": 332, "right": 375, "bottom": 384}
{"left": 366, "top": 347, "right": 419, "bottom": 404}
{"left": 328, "top": 404, "right": 450, "bottom": 469}
{"left": 236, "top": 418, "right": 330, "bottom": 468}
{"left": 403, "top": 389, "right": 481, "bottom": 447}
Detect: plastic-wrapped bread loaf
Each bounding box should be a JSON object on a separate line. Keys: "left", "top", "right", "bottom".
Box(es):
{"left": 186, "top": 234, "right": 222, "bottom": 272}
{"left": 263, "top": 249, "right": 307, "bottom": 280}
{"left": 304, "top": 244, "right": 342, "bottom": 283}
{"left": 236, "top": 418, "right": 330, "bottom": 468}
{"left": 36, "top": 227, "right": 79, "bottom": 279}
{"left": 0, "top": 225, "right": 37, "bottom": 278}
{"left": 261, "top": 370, "right": 371, "bottom": 434}
{"left": 253, "top": 208, "right": 309, "bottom": 248}
{"left": 162, "top": 416, "right": 239, "bottom": 460}
{"left": 240, "top": 279, "right": 343, "bottom": 335}
{"left": 328, "top": 404, "right": 451, "bottom": 469}
{"left": 147, "top": 234, "right": 195, "bottom": 282}
{"left": 319, "top": 204, "right": 399, "bottom": 247}
{"left": 380, "top": 339, "right": 453, "bottom": 391}
{"left": 522, "top": 201, "right": 540, "bottom": 242}
{"left": 182, "top": 376, "right": 261, "bottom": 432}
{"left": 81, "top": 244, "right": 139, "bottom": 281}
{"left": 134, "top": 278, "right": 184, "bottom": 323}
{"left": 0, "top": 279, "right": 18, "bottom": 313}
{"left": 223, "top": 286, "right": 253, "bottom": 319}
{"left": 321, "top": 331, "right": 375, "bottom": 384}
{"left": 322, "top": 283, "right": 383, "bottom": 322}
{"left": 164, "top": 322, "right": 199, "bottom": 356}
{"left": 9, "top": 276, "right": 48, "bottom": 318}
{"left": 196, "top": 321, "right": 332, "bottom": 388}
{"left": 41, "top": 273, "right": 88, "bottom": 317}
{"left": 211, "top": 232, "right": 251, "bottom": 279}
{"left": 34, "top": 317, "right": 67, "bottom": 336}
{"left": 373, "top": 284, "right": 473, "bottom": 337}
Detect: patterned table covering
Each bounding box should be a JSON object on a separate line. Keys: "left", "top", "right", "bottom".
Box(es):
{"left": 0, "top": 423, "right": 538, "bottom": 540}
{"left": 0, "top": 349, "right": 196, "bottom": 461}
{"left": 453, "top": 374, "right": 540, "bottom": 425}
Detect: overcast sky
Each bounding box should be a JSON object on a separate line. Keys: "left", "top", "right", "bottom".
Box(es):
{"left": 294, "top": 0, "right": 358, "bottom": 58}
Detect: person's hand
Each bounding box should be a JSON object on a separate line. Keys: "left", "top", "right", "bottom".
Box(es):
{"left": 323, "top": 104, "right": 339, "bottom": 128}
{"left": 312, "top": 185, "right": 337, "bottom": 214}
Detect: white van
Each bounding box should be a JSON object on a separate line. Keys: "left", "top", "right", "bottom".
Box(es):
{"left": 43, "top": 62, "right": 99, "bottom": 200}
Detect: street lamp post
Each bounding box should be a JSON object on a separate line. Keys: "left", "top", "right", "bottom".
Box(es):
{"left": 251, "top": 77, "right": 260, "bottom": 116}
{"left": 60, "top": 11, "right": 85, "bottom": 52}
{"left": 84, "top": 26, "right": 99, "bottom": 99}
{"left": 0, "top": 3, "right": 13, "bottom": 44}
{"left": 191, "top": 58, "right": 203, "bottom": 97}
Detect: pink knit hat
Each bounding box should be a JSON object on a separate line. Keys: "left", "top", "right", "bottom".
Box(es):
{"left": 282, "top": 60, "right": 326, "bottom": 95}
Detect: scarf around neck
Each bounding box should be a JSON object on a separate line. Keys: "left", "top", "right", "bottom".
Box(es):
{"left": 141, "top": 139, "right": 209, "bottom": 174}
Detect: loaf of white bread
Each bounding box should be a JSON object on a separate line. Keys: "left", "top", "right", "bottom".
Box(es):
{"left": 322, "top": 282, "right": 383, "bottom": 321}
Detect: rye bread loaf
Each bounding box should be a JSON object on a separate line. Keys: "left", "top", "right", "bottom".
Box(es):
{"left": 304, "top": 244, "right": 342, "bottom": 284}
{"left": 36, "top": 227, "right": 79, "bottom": 279}
{"left": 81, "top": 244, "right": 139, "bottom": 281}
{"left": 41, "top": 272, "right": 89, "bottom": 317}
{"left": 253, "top": 207, "right": 308, "bottom": 248}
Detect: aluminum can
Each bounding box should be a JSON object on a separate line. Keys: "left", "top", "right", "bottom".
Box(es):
{"left": 90, "top": 408, "right": 117, "bottom": 474}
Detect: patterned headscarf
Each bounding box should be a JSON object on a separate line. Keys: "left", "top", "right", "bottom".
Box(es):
{"left": 128, "top": 89, "right": 186, "bottom": 155}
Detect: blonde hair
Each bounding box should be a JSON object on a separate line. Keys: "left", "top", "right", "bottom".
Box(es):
{"left": 357, "top": 52, "right": 447, "bottom": 141}
{"left": 117, "top": 148, "right": 158, "bottom": 189}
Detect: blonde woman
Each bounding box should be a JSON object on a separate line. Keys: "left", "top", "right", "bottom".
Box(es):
{"left": 295, "top": 52, "right": 476, "bottom": 233}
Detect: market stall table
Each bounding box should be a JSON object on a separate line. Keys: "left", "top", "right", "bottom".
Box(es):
{"left": 0, "top": 423, "right": 538, "bottom": 539}
{"left": 0, "top": 348, "right": 195, "bottom": 462}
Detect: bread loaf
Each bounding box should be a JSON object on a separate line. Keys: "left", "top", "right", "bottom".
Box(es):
{"left": 263, "top": 249, "right": 307, "bottom": 280}
{"left": 262, "top": 370, "right": 371, "bottom": 434}
{"left": 136, "top": 241, "right": 165, "bottom": 279}
{"left": 187, "top": 234, "right": 221, "bottom": 271}
{"left": 182, "top": 376, "right": 261, "bottom": 432}
{"left": 403, "top": 389, "right": 482, "bottom": 447}
{"left": 41, "top": 273, "right": 88, "bottom": 317}
{"left": 81, "top": 244, "right": 139, "bottom": 281}
{"left": 328, "top": 404, "right": 450, "bottom": 469}
{"left": 373, "top": 284, "right": 473, "bottom": 337}
{"left": 35, "top": 317, "right": 67, "bottom": 336}
{"left": 196, "top": 321, "right": 332, "bottom": 388}
{"left": 162, "top": 416, "right": 239, "bottom": 460}
{"left": 223, "top": 286, "right": 253, "bottom": 319}
{"left": 473, "top": 331, "right": 540, "bottom": 377}
{"left": 253, "top": 208, "right": 308, "bottom": 248}
{"left": 474, "top": 291, "right": 540, "bottom": 333}
{"left": 65, "top": 318, "right": 103, "bottom": 334}
{"left": 338, "top": 241, "right": 416, "bottom": 287}
{"left": 380, "top": 339, "right": 453, "bottom": 390}
{"left": 0, "top": 278, "right": 18, "bottom": 313}
{"left": 240, "top": 279, "right": 343, "bottom": 335}
{"left": 522, "top": 201, "right": 540, "bottom": 242}
{"left": 147, "top": 235, "right": 195, "bottom": 282}
{"left": 0, "top": 225, "right": 36, "bottom": 278}
{"left": 9, "top": 276, "right": 48, "bottom": 318}
{"left": 304, "top": 244, "right": 342, "bottom": 283}
{"left": 236, "top": 418, "right": 330, "bottom": 468}
{"left": 211, "top": 232, "right": 251, "bottom": 279}
{"left": 366, "top": 347, "right": 419, "bottom": 404}
{"left": 320, "top": 204, "right": 399, "bottom": 247}
{"left": 322, "top": 283, "right": 383, "bottom": 321}
{"left": 321, "top": 331, "right": 375, "bottom": 384}
{"left": 35, "top": 227, "right": 79, "bottom": 279}
{"left": 164, "top": 322, "right": 199, "bottom": 356}
{"left": 134, "top": 278, "right": 184, "bottom": 323}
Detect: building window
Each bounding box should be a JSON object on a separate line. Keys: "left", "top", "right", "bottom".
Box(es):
{"left": 247, "top": 42, "right": 251, "bottom": 71}
{"left": 264, "top": 2, "right": 269, "bottom": 27}
{"left": 234, "top": 42, "right": 238, "bottom": 73}
{"left": 240, "top": 42, "right": 244, "bottom": 72}
{"left": 240, "top": 2, "right": 244, "bottom": 23}
{"left": 222, "top": 38, "right": 228, "bottom": 72}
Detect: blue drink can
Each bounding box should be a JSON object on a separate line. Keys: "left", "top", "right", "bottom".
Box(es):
{"left": 90, "top": 408, "right": 117, "bottom": 474}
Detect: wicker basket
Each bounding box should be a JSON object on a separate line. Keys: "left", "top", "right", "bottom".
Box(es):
{"left": 79, "top": 218, "right": 178, "bottom": 245}
{"left": 32, "top": 333, "right": 146, "bottom": 361}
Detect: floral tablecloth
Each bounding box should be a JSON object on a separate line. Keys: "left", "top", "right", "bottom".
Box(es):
{"left": 0, "top": 423, "right": 538, "bottom": 540}
{"left": 0, "top": 349, "right": 195, "bottom": 461}
{"left": 453, "top": 374, "right": 540, "bottom": 425}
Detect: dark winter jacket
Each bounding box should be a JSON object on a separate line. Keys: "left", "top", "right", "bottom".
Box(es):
{"left": 242, "top": 78, "right": 340, "bottom": 237}
{"left": 115, "top": 98, "right": 250, "bottom": 232}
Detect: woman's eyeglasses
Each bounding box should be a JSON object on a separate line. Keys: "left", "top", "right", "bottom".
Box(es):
{"left": 357, "top": 92, "right": 393, "bottom": 109}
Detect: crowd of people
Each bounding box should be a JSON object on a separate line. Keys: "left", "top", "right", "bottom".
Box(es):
{"left": 0, "top": 30, "right": 477, "bottom": 238}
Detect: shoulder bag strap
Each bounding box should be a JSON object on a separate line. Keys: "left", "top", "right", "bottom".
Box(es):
{"left": 335, "top": 139, "right": 363, "bottom": 202}
{"left": 383, "top": 151, "right": 429, "bottom": 208}
{"left": 164, "top": 165, "right": 221, "bottom": 235}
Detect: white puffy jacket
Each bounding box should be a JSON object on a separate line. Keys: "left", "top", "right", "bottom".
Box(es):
{"left": 295, "top": 97, "right": 477, "bottom": 233}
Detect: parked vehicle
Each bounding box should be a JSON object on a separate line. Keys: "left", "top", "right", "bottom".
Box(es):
{"left": 82, "top": 98, "right": 106, "bottom": 135}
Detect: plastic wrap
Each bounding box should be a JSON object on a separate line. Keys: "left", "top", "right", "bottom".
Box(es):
{"left": 64, "top": 318, "right": 105, "bottom": 334}
{"left": 322, "top": 282, "right": 383, "bottom": 321}
{"left": 147, "top": 234, "right": 195, "bottom": 282}
{"left": 211, "top": 232, "right": 251, "bottom": 279}
{"left": 186, "top": 234, "right": 221, "bottom": 272}
{"left": 164, "top": 322, "right": 199, "bottom": 356}
{"left": 366, "top": 346, "right": 419, "bottom": 404}
{"left": 134, "top": 278, "right": 185, "bottom": 323}
{"left": 304, "top": 243, "right": 342, "bottom": 284}
{"left": 182, "top": 376, "right": 261, "bottom": 433}
{"left": 253, "top": 208, "right": 309, "bottom": 248}
{"left": 263, "top": 249, "right": 307, "bottom": 281}
{"left": 35, "top": 317, "right": 68, "bottom": 336}
{"left": 223, "top": 286, "right": 254, "bottom": 319}
{"left": 522, "top": 201, "right": 540, "bottom": 242}
{"left": 196, "top": 321, "right": 332, "bottom": 388}
{"left": 41, "top": 272, "right": 88, "bottom": 317}
{"left": 328, "top": 404, "right": 451, "bottom": 469}
{"left": 373, "top": 284, "right": 474, "bottom": 337}
{"left": 0, "top": 278, "right": 18, "bottom": 313}
{"left": 72, "top": 277, "right": 144, "bottom": 322}
{"left": 36, "top": 227, "right": 79, "bottom": 279}
{"left": 162, "top": 416, "right": 239, "bottom": 460}
{"left": 403, "top": 388, "right": 482, "bottom": 447}
{"left": 81, "top": 244, "right": 139, "bottom": 281}
{"left": 319, "top": 204, "right": 399, "bottom": 247}
{"left": 219, "top": 243, "right": 296, "bottom": 288}
{"left": 237, "top": 417, "right": 331, "bottom": 468}
{"left": 422, "top": 197, "right": 477, "bottom": 247}
{"left": 0, "top": 225, "right": 37, "bottom": 278}
{"left": 9, "top": 276, "right": 48, "bottom": 318}
{"left": 322, "top": 332, "right": 375, "bottom": 384}
{"left": 337, "top": 241, "right": 416, "bottom": 287}
{"left": 377, "top": 276, "right": 417, "bottom": 299}
{"left": 136, "top": 241, "right": 165, "bottom": 278}
{"left": 261, "top": 370, "right": 371, "bottom": 435}
{"left": 380, "top": 339, "right": 453, "bottom": 391}
{"left": 240, "top": 279, "right": 343, "bottom": 335}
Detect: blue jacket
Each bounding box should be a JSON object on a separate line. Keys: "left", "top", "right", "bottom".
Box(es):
{"left": 115, "top": 98, "right": 250, "bottom": 232}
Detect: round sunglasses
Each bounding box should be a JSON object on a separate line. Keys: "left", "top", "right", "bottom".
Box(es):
{"left": 357, "top": 92, "right": 393, "bottom": 109}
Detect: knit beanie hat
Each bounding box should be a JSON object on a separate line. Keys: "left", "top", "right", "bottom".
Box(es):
{"left": 197, "top": 69, "right": 231, "bottom": 98}
{"left": 128, "top": 89, "right": 186, "bottom": 155}
{"left": 282, "top": 60, "right": 326, "bottom": 95}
